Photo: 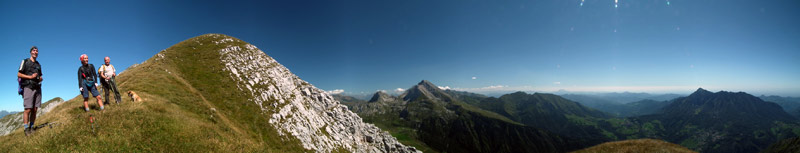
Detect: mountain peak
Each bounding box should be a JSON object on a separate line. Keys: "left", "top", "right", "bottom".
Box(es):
{"left": 417, "top": 80, "right": 436, "bottom": 88}
{"left": 401, "top": 80, "right": 454, "bottom": 102}
{"left": 368, "top": 91, "right": 395, "bottom": 103}
{"left": 688, "top": 88, "right": 714, "bottom": 97}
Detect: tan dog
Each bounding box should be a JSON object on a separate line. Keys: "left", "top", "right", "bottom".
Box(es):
{"left": 127, "top": 91, "right": 142, "bottom": 102}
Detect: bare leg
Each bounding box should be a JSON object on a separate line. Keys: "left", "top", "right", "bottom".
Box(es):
{"left": 96, "top": 96, "right": 104, "bottom": 109}
{"left": 23, "top": 108, "right": 30, "bottom": 126}
{"left": 84, "top": 98, "right": 90, "bottom": 110}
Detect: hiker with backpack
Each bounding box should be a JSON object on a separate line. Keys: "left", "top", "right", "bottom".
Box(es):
{"left": 99, "top": 56, "right": 121, "bottom": 104}
{"left": 17, "top": 46, "right": 43, "bottom": 136}
{"left": 78, "top": 54, "right": 104, "bottom": 112}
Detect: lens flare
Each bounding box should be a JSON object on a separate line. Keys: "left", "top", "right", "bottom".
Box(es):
{"left": 580, "top": 0, "right": 584, "bottom": 6}
{"left": 615, "top": 0, "right": 619, "bottom": 8}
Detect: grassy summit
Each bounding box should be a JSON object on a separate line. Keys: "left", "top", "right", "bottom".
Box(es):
{"left": 0, "top": 34, "right": 308, "bottom": 152}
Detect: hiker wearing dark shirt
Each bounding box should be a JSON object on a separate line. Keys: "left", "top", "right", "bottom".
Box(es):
{"left": 17, "top": 46, "right": 43, "bottom": 136}
{"left": 78, "top": 54, "right": 104, "bottom": 112}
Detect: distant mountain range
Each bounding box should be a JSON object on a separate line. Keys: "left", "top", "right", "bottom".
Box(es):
{"left": 340, "top": 80, "right": 587, "bottom": 153}
{"left": 560, "top": 93, "right": 682, "bottom": 117}
{"left": 336, "top": 85, "right": 800, "bottom": 153}
{"left": 0, "top": 110, "right": 18, "bottom": 119}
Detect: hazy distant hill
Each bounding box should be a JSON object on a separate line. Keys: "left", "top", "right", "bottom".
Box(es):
{"left": 341, "top": 80, "right": 585, "bottom": 153}
{"left": 561, "top": 92, "right": 683, "bottom": 104}
{"left": 760, "top": 95, "right": 800, "bottom": 118}
{"left": 561, "top": 93, "right": 680, "bottom": 117}
{"left": 0, "top": 110, "right": 18, "bottom": 119}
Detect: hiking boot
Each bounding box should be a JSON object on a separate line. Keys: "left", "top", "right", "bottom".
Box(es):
{"left": 24, "top": 128, "right": 31, "bottom": 136}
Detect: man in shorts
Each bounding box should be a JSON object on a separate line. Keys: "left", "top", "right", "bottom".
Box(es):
{"left": 78, "top": 54, "right": 104, "bottom": 112}
{"left": 18, "top": 46, "right": 43, "bottom": 136}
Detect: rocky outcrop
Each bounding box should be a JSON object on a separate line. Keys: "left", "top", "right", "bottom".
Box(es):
{"left": 211, "top": 34, "right": 418, "bottom": 153}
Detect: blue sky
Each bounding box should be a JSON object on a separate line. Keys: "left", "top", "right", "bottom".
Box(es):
{"left": 2, "top": 0, "right": 799, "bottom": 111}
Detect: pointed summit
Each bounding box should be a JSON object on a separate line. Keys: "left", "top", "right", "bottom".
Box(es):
{"left": 401, "top": 80, "right": 454, "bottom": 102}
{"left": 694, "top": 88, "right": 712, "bottom": 94}
{"left": 368, "top": 91, "right": 395, "bottom": 103}
{"left": 418, "top": 80, "right": 436, "bottom": 87}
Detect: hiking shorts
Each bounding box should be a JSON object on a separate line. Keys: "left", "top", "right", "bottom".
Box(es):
{"left": 81, "top": 84, "right": 101, "bottom": 99}
{"left": 23, "top": 87, "right": 42, "bottom": 109}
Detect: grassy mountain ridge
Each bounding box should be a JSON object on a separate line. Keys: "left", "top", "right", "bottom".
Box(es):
{"left": 2, "top": 34, "right": 421, "bottom": 152}
{"left": 0, "top": 34, "right": 309, "bottom": 152}
{"left": 468, "top": 92, "right": 614, "bottom": 145}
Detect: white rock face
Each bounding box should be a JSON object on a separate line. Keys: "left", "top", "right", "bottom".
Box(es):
{"left": 211, "top": 34, "right": 419, "bottom": 153}
{"left": 0, "top": 98, "right": 66, "bottom": 136}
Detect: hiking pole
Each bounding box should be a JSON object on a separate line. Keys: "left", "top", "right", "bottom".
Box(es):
{"left": 89, "top": 114, "right": 96, "bottom": 136}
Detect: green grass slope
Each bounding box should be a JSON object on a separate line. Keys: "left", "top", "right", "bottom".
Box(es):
{"left": 571, "top": 139, "right": 697, "bottom": 153}
{"left": 0, "top": 34, "right": 308, "bottom": 152}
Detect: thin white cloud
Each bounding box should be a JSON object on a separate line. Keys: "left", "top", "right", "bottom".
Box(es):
{"left": 471, "top": 77, "right": 477, "bottom": 80}
{"left": 326, "top": 89, "right": 345, "bottom": 94}
{"left": 453, "top": 85, "right": 508, "bottom": 91}
{"left": 553, "top": 82, "right": 561, "bottom": 85}
{"left": 438, "top": 86, "right": 451, "bottom": 90}
{"left": 484, "top": 85, "right": 506, "bottom": 89}
{"left": 376, "top": 90, "right": 387, "bottom": 93}
{"left": 450, "top": 85, "right": 701, "bottom": 95}
{"left": 395, "top": 88, "right": 406, "bottom": 92}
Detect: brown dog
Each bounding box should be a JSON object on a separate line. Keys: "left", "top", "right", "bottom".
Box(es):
{"left": 127, "top": 91, "right": 142, "bottom": 102}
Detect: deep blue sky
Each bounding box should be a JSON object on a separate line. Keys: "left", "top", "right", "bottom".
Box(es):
{"left": 2, "top": 0, "right": 799, "bottom": 111}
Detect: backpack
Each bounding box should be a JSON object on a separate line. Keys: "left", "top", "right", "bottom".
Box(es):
{"left": 18, "top": 78, "right": 23, "bottom": 96}
{"left": 18, "top": 59, "right": 28, "bottom": 96}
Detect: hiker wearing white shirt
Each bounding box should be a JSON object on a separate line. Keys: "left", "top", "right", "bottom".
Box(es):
{"left": 99, "top": 57, "right": 121, "bottom": 104}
